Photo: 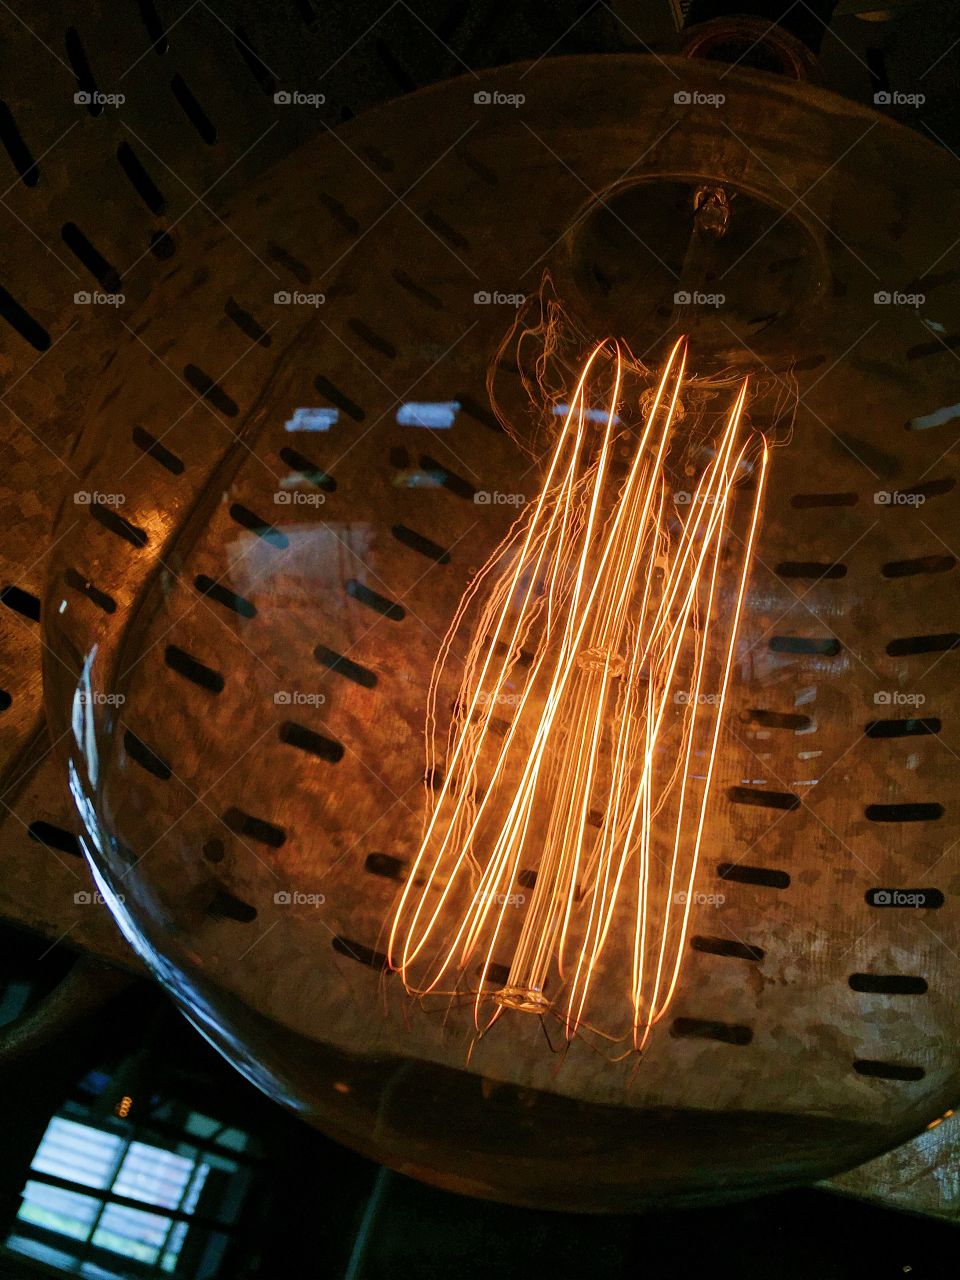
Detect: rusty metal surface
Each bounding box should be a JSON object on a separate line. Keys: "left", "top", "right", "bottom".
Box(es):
{"left": 20, "top": 51, "right": 960, "bottom": 1206}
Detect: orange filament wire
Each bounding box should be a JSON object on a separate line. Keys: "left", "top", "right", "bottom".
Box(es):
{"left": 387, "top": 339, "right": 770, "bottom": 1053}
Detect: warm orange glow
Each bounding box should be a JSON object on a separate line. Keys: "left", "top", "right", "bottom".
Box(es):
{"left": 387, "top": 339, "right": 769, "bottom": 1053}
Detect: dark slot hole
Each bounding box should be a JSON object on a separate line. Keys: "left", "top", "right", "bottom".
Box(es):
{"left": 0, "top": 101, "right": 38, "bottom": 186}
{"left": 882, "top": 555, "right": 956, "bottom": 578}
{"left": 790, "top": 492, "right": 857, "bottom": 508}
{"left": 907, "top": 336, "right": 960, "bottom": 361}
{"left": 897, "top": 477, "right": 955, "bottom": 498}
{"left": 278, "top": 721, "right": 344, "bottom": 764}
{"left": 478, "top": 962, "right": 512, "bottom": 985}
{"left": 347, "top": 319, "right": 396, "bottom": 359}
{"left": 690, "top": 936, "right": 764, "bottom": 962}
{"left": 518, "top": 869, "right": 538, "bottom": 889}
{"left": 769, "top": 636, "right": 841, "bottom": 656}
{"left": 391, "top": 269, "right": 443, "bottom": 310}
{"left": 314, "top": 644, "right": 377, "bottom": 688}
{"left": 489, "top": 639, "right": 534, "bottom": 668}
{"left": 460, "top": 151, "right": 499, "bottom": 185}
{"left": 420, "top": 454, "right": 475, "bottom": 500}
{"left": 0, "top": 285, "right": 50, "bottom": 350}
{"left": 223, "top": 807, "right": 285, "bottom": 848}
{"left": 64, "top": 568, "right": 116, "bottom": 613}
{"left": 849, "top": 973, "right": 928, "bottom": 995}
{"left": 671, "top": 1018, "right": 753, "bottom": 1046}
{"left": 164, "top": 644, "right": 224, "bottom": 693}
{"left": 184, "top": 364, "right": 237, "bottom": 416}
{"left": 267, "top": 242, "right": 311, "bottom": 283}
{"left": 887, "top": 633, "right": 960, "bottom": 656}
{"left": 0, "top": 584, "right": 40, "bottom": 622}
{"left": 866, "top": 887, "right": 944, "bottom": 908}
{"left": 170, "top": 74, "right": 217, "bottom": 144}
{"left": 728, "top": 786, "right": 800, "bottom": 812}
{"left": 228, "top": 504, "right": 289, "bottom": 549}
{"left": 456, "top": 391, "right": 502, "bottom": 433}
{"left": 28, "top": 821, "right": 81, "bottom": 857}
{"left": 717, "top": 863, "right": 790, "bottom": 889}
{"left": 61, "top": 223, "right": 121, "bottom": 290}
{"left": 865, "top": 803, "right": 943, "bottom": 822}
{"left": 149, "top": 230, "right": 176, "bottom": 260}
{"left": 346, "top": 579, "right": 405, "bottom": 621}
{"left": 194, "top": 575, "right": 256, "bottom": 618}
{"left": 421, "top": 209, "right": 469, "bottom": 251}
{"left": 391, "top": 524, "right": 451, "bottom": 564}
{"left": 202, "top": 838, "right": 225, "bottom": 864}
{"left": 365, "top": 853, "right": 405, "bottom": 880}
{"left": 278, "top": 446, "right": 335, "bottom": 491}
{"left": 314, "top": 375, "right": 364, "bottom": 422}
{"left": 136, "top": 0, "right": 169, "bottom": 53}
{"left": 232, "top": 25, "right": 276, "bottom": 95}
{"left": 776, "top": 562, "right": 847, "bottom": 580}
{"left": 90, "top": 504, "right": 148, "bottom": 549}
{"left": 853, "top": 1059, "right": 925, "bottom": 1082}
{"left": 319, "top": 193, "right": 359, "bottom": 235}
{"left": 116, "top": 142, "right": 165, "bottom": 214}
{"left": 360, "top": 145, "right": 393, "bottom": 173}
{"left": 225, "top": 297, "right": 272, "bottom": 347}
{"left": 866, "top": 718, "right": 940, "bottom": 739}
{"left": 373, "top": 37, "right": 417, "bottom": 92}
{"left": 123, "top": 730, "right": 171, "bottom": 780}
{"left": 744, "top": 709, "right": 811, "bottom": 731}
{"left": 0, "top": 690, "right": 10, "bottom": 711}
{"left": 207, "top": 887, "right": 257, "bottom": 923}
{"left": 65, "top": 27, "right": 100, "bottom": 116}
{"left": 132, "top": 425, "right": 184, "bottom": 474}
{"left": 332, "top": 935, "right": 390, "bottom": 971}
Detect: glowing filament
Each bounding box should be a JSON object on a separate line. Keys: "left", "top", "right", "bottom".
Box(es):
{"left": 387, "top": 339, "right": 769, "bottom": 1052}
